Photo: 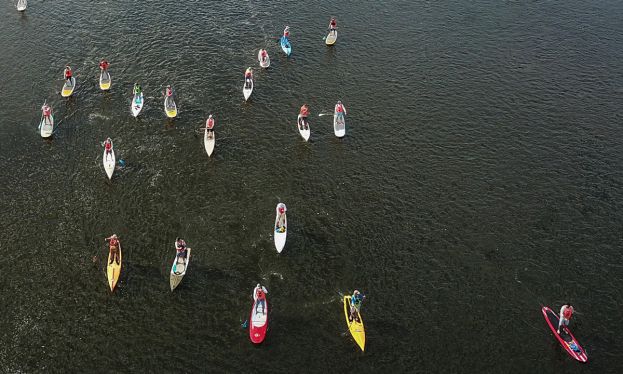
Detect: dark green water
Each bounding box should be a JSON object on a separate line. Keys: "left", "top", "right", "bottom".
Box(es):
{"left": 1, "top": 0, "right": 623, "bottom": 372}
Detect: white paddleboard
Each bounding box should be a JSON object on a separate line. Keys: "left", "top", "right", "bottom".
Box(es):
{"left": 99, "top": 70, "right": 111, "bottom": 91}
{"left": 40, "top": 113, "right": 54, "bottom": 138}
{"left": 131, "top": 92, "right": 143, "bottom": 117}
{"left": 326, "top": 30, "right": 338, "bottom": 45}
{"left": 204, "top": 127, "right": 215, "bottom": 157}
{"left": 258, "top": 50, "right": 270, "bottom": 68}
{"left": 164, "top": 95, "right": 177, "bottom": 118}
{"left": 243, "top": 78, "right": 253, "bottom": 101}
{"left": 334, "top": 104, "right": 346, "bottom": 138}
{"left": 274, "top": 203, "right": 287, "bottom": 253}
{"left": 103, "top": 140, "right": 115, "bottom": 180}
{"left": 297, "top": 114, "right": 310, "bottom": 141}
{"left": 16, "top": 0, "right": 27, "bottom": 11}
{"left": 170, "top": 247, "right": 191, "bottom": 291}
{"left": 61, "top": 77, "right": 76, "bottom": 98}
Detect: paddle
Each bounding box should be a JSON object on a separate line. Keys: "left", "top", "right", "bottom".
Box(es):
{"left": 318, "top": 113, "right": 332, "bottom": 117}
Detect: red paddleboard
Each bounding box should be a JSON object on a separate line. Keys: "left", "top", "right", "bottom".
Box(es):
{"left": 249, "top": 285, "right": 268, "bottom": 344}
{"left": 541, "top": 306, "right": 588, "bottom": 363}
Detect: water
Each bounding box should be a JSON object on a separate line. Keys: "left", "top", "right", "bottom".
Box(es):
{"left": 1, "top": 0, "right": 623, "bottom": 372}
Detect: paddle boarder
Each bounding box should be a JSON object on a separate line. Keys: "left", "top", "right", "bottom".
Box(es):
{"left": 175, "top": 237, "right": 189, "bottom": 262}
{"left": 329, "top": 17, "right": 337, "bottom": 35}
{"left": 276, "top": 204, "right": 286, "bottom": 232}
{"left": 206, "top": 115, "right": 215, "bottom": 138}
{"left": 254, "top": 284, "right": 267, "bottom": 315}
{"left": 104, "top": 138, "right": 113, "bottom": 156}
{"left": 41, "top": 103, "right": 52, "bottom": 119}
{"left": 105, "top": 234, "right": 120, "bottom": 265}
{"left": 64, "top": 65, "right": 73, "bottom": 83}
{"left": 336, "top": 100, "right": 347, "bottom": 118}
{"left": 133, "top": 83, "right": 142, "bottom": 96}
{"left": 557, "top": 304, "right": 574, "bottom": 334}
{"left": 299, "top": 104, "right": 310, "bottom": 129}
{"left": 349, "top": 290, "right": 365, "bottom": 322}
{"left": 283, "top": 26, "right": 290, "bottom": 37}
{"left": 165, "top": 85, "right": 173, "bottom": 97}
{"left": 260, "top": 49, "right": 268, "bottom": 64}
{"left": 99, "top": 59, "right": 109, "bottom": 71}
{"left": 244, "top": 68, "right": 253, "bottom": 89}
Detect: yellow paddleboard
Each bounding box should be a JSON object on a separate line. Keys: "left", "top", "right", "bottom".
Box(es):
{"left": 165, "top": 96, "right": 177, "bottom": 118}
{"left": 99, "top": 70, "right": 111, "bottom": 91}
{"left": 61, "top": 77, "right": 76, "bottom": 97}
{"left": 107, "top": 242, "right": 122, "bottom": 291}
{"left": 343, "top": 296, "right": 365, "bottom": 351}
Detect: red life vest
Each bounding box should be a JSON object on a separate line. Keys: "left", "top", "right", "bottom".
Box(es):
{"left": 65, "top": 69, "right": 72, "bottom": 78}
{"left": 206, "top": 118, "right": 214, "bottom": 128}
{"left": 563, "top": 307, "right": 573, "bottom": 319}
{"left": 256, "top": 289, "right": 265, "bottom": 300}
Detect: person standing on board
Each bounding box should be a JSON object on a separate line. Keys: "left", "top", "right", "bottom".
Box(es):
{"left": 133, "top": 83, "right": 142, "bottom": 96}
{"left": 557, "top": 304, "right": 574, "bottom": 334}
{"left": 64, "top": 65, "right": 73, "bottom": 83}
{"left": 299, "top": 104, "right": 310, "bottom": 129}
{"left": 206, "top": 115, "right": 215, "bottom": 138}
{"left": 283, "top": 26, "right": 290, "bottom": 38}
{"left": 260, "top": 49, "right": 268, "bottom": 64}
{"left": 104, "top": 138, "right": 113, "bottom": 156}
{"left": 41, "top": 103, "right": 52, "bottom": 119}
{"left": 254, "top": 284, "right": 267, "bottom": 314}
{"left": 335, "top": 100, "right": 347, "bottom": 119}
{"left": 99, "top": 59, "right": 109, "bottom": 71}
{"left": 105, "top": 234, "right": 120, "bottom": 265}
{"left": 244, "top": 68, "right": 253, "bottom": 89}
{"left": 349, "top": 290, "right": 365, "bottom": 322}
{"left": 165, "top": 85, "right": 173, "bottom": 97}
{"left": 328, "top": 17, "right": 337, "bottom": 35}
{"left": 276, "top": 204, "right": 286, "bottom": 232}
{"left": 175, "top": 237, "right": 189, "bottom": 262}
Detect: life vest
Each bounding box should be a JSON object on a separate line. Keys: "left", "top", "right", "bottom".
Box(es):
{"left": 206, "top": 118, "right": 214, "bottom": 128}
{"left": 65, "top": 69, "right": 72, "bottom": 78}
{"left": 105, "top": 142, "right": 112, "bottom": 151}
{"left": 256, "top": 289, "right": 265, "bottom": 300}
{"left": 563, "top": 307, "right": 573, "bottom": 319}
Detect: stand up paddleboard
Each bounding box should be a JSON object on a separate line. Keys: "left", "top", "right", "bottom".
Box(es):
{"left": 243, "top": 78, "right": 253, "bottom": 101}
{"left": 131, "top": 92, "right": 143, "bottom": 117}
{"left": 280, "top": 36, "right": 292, "bottom": 56}
{"left": 103, "top": 140, "right": 116, "bottom": 180}
{"left": 61, "top": 77, "right": 76, "bottom": 98}
{"left": 107, "top": 240, "right": 122, "bottom": 291}
{"left": 204, "top": 126, "right": 215, "bottom": 157}
{"left": 250, "top": 284, "right": 268, "bottom": 344}
{"left": 542, "top": 306, "right": 588, "bottom": 362}
{"left": 16, "top": 0, "right": 27, "bottom": 11}
{"left": 344, "top": 295, "right": 365, "bottom": 351}
{"left": 99, "top": 70, "right": 111, "bottom": 91}
{"left": 334, "top": 104, "right": 346, "bottom": 138}
{"left": 165, "top": 95, "right": 177, "bottom": 118}
{"left": 40, "top": 109, "right": 54, "bottom": 138}
{"left": 326, "top": 30, "right": 338, "bottom": 45}
{"left": 170, "top": 247, "right": 191, "bottom": 291}
{"left": 297, "top": 114, "right": 310, "bottom": 141}
{"left": 274, "top": 203, "right": 287, "bottom": 253}
{"left": 258, "top": 49, "right": 270, "bottom": 68}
